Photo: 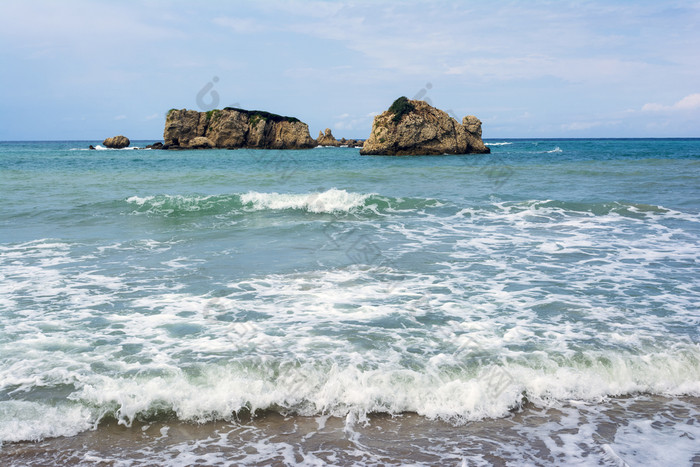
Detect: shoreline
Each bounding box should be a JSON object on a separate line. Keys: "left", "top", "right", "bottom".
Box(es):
{"left": 2, "top": 395, "right": 698, "bottom": 465}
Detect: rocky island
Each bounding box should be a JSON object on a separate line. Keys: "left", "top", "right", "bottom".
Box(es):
{"left": 163, "top": 108, "right": 316, "bottom": 150}
{"left": 142, "top": 99, "right": 487, "bottom": 154}
{"left": 360, "top": 97, "right": 489, "bottom": 155}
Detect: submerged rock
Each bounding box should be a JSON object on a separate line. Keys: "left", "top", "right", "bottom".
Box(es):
{"left": 163, "top": 108, "right": 316, "bottom": 150}
{"left": 360, "top": 97, "right": 489, "bottom": 155}
{"left": 102, "top": 135, "right": 130, "bottom": 149}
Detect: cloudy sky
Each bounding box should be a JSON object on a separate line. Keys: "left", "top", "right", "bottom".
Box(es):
{"left": 2, "top": 0, "right": 699, "bottom": 140}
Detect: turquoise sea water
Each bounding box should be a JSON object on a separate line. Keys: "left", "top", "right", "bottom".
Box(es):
{"left": 1, "top": 139, "right": 699, "bottom": 465}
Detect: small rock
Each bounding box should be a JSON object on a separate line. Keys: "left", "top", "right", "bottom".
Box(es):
{"left": 103, "top": 135, "right": 130, "bottom": 149}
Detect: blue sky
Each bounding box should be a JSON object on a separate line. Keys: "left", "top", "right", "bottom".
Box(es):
{"left": 1, "top": 0, "right": 699, "bottom": 140}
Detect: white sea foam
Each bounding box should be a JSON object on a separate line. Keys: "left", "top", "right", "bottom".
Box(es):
{"left": 484, "top": 142, "right": 512, "bottom": 146}
{"left": 240, "top": 189, "right": 370, "bottom": 213}
{"left": 0, "top": 401, "right": 95, "bottom": 443}
{"left": 6, "top": 397, "right": 696, "bottom": 465}
{"left": 126, "top": 194, "right": 218, "bottom": 210}
{"left": 125, "top": 189, "right": 373, "bottom": 215}
{"left": 547, "top": 146, "right": 563, "bottom": 153}
{"left": 2, "top": 195, "right": 699, "bottom": 444}
{"left": 70, "top": 145, "right": 149, "bottom": 151}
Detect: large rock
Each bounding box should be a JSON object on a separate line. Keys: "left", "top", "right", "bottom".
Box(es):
{"left": 103, "top": 135, "right": 130, "bottom": 149}
{"left": 317, "top": 128, "right": 340, "bottom": 147}
{"left": 360, "top": 97, "right": 489, "bottom": 155}
{"left": 163, "top": 108, "right": 316, "bottom": 150}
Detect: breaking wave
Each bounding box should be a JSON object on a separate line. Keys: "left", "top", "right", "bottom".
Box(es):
{"left": 124, "top": 189, "right": 441, "bottom": 217}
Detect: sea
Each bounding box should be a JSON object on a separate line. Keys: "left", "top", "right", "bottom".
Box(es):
{"left": 0, "top": 139, "right": 699, "bottom": 466}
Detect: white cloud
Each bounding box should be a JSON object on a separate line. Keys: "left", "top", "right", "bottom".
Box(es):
{"left": 332, "top": 113, "right": 374, "bottom": 132}
{"left": 642, "top": 93, "right": 700, "bottom": 112}
{"left": 676, "top": 93, "right": 700, "bottom": 110}
{"left": 270, "top": 1, "right": 685, "bottom": 83}
{"left": 114, "top": 115, "right": 127, "bottom": 120}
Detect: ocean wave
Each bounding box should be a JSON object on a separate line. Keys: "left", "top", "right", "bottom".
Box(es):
{"left": 484, "top": 142, "right": 512, "bottom": 146}
{"left": 547, "top": 146, "right": 563, "bottom": 153}
{"left": 124, "top": 189, "right": 440, "bottom": 217}
{"left": 239, "top": 189, "right": 370, "bottom": 213}
{"left": 2, "top": 346, "right": 698, "bottom": 443}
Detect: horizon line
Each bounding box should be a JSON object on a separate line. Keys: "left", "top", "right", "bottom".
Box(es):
{"left": 3, "top": 137, "right": 700, "bottom": 143}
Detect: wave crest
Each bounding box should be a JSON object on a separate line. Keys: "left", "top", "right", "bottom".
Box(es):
{"left": 124, "top": 190, "right": 439, "bottom": 217}
{"left": 240, "top": 189, "right": 370, "bottom": 213}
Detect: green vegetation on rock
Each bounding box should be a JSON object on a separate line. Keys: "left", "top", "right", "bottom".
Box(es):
{"left": 388, "top": 96, "right": 414, "bottom": 123}
{"left": 222, "top": 107, "right": 301, "bottom": 124}
{"left": 205, "top": 109, "right": 222, "bottom": 124}
{"left": 249, "top": 113, "right": 265, "bottom": 127}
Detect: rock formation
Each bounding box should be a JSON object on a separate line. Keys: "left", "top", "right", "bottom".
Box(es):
{"left": 317, "top": 128, "right": 340, "bottom": 147}
{"left": 163, "top": 108, "right": 316, "bottom": 150}
{"left": 338, "top": 138, "right": 364, "bottom": 148}
{"left": 360, "top": 97, "right": 489, "bottom": 156}
{"left": 103, "top": 135, "right": 130, "bottom": 149}
{"left": 188, "top": 136, "right": 214, "bottom": 149}
{"left": 315, "top": 129, "right": 364, "bottom": 148}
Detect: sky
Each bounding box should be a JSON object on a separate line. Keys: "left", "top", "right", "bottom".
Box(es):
{"left": 1, "top": 0, "right": 699, "bottom": 140}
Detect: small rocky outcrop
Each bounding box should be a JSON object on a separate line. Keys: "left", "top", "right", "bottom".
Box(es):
{"left": 360, "top": 97, "right": 489, "bottom": 156}
{"left": 338, "top": 138, "right": 364, "bottom": 148}
{"left": 317, "top": 128, "right": 340, "bottom": 147}
{"left": 163, "top": 108, "right": 316, "bottom": 150}
{"left": 103, "top": 135, "right": 130, "bottom": 149}
{"left": 145, "top": 142, "right": 164, "bottom": 150}
{"left": 315, "top": 130, "right": 364, "bottom": 148}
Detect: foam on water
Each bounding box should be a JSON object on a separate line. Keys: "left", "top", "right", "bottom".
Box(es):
{"left": 1, "top": 199, "right": 699, "bottom": 443}
{"left": 0, "top": 401, "right": 95, "bottom": 443}
{"left": 2, "top": 397, "right": 698, "bottom": 465}
{"left": 240, "top": 189, "right": 371, "bottom": 213}
{"left": 2, "top": 179, "right": 700, "bottom": 454}
{"left": 70, "top": 145, "right": 149, "bottom": 151}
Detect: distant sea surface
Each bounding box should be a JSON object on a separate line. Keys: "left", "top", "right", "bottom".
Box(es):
{"left": 1, "top": 139, "right": 699, "bottom": 465}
